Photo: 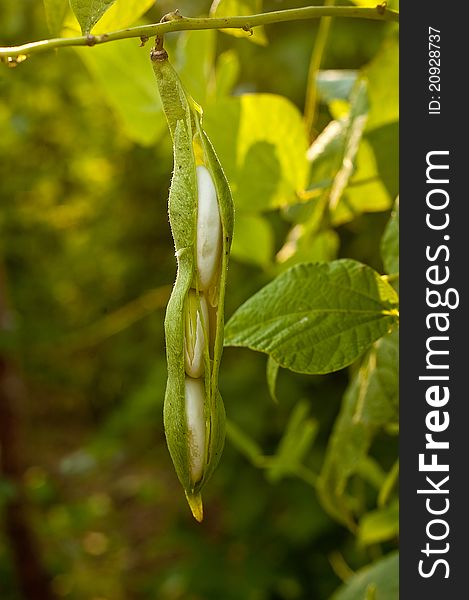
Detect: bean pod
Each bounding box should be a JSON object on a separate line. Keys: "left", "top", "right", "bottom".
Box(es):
{"left": 151, "top": 45, "right": 234, "bottom": 521}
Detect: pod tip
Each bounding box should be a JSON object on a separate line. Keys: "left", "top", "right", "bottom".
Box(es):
{"left": 185, "top": 491, "right": 204, "bottom": 523}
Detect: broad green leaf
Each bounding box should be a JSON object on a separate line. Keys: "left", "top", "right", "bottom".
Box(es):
{"left": 210, "top": 0, "right": 268, "bottom": 45}
{"left": 331, "top": 552, "right": 399, "bottom": 600}
{"left": 77, "top": 39, "right": 165, "bottom": 145}
{"left": 354, "top": 329, "right": 399, "bottom": 427}
{"left": 267, "top": 401, "right": 318, "bottom": 483}
{"left": 92, "top": 0, "right": 155, "bottom": 32}
{"left": 231, "top": 213, "right": 274, "bottom": 267}
{"left": 365, "top": 36, "right": 399, "bottom": 130}
{"left": 317, "top": 329, "right": 398, "bottom": 526}
{"left": 266, "top": 356, "right": 279, "bottom": 403}
{"left": 225, "top": 260, "right": 399, "bottom": 375}
{"left": 175, "top": 31, "right": 216, "bottom": 106}
{"left": 358, "top": 500, "right": 399, "bottom": 545}
{"left": 43, "top": 0, "right": 69, "bottom": 35}
{"left": 204, "top": 94, "right": 309, "bottom": 212}
{"left": 381, "top": 199, "right": 399, "bottom": 275}
{"left": 70, "top": 0, "right": 116, "bottom": 35}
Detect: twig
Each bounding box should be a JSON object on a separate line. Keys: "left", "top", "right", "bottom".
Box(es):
{"left": 1, "top": 6, "right": 399, "bottom": 62}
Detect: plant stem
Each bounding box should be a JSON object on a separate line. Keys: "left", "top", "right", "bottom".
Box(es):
{"left": 1, "top": 5, "right": 398, "bottom": 61}
{"left": 304, "top": 0, "right": 335, "bottom": 141}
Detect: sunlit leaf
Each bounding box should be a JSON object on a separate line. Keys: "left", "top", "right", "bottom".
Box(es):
{"left": 204, "top": 94, "right": 309, "bottom": 211}
{"left": 328, "top": 81, "right": 368, "bottom": 211}
{"left": 43, "top": 0, "right": 69, "bottom": 35}
{"left": 331, "top": 138, "right": 393, "bottom": 226}
{"left": 225, "top": 260, "right": 399, "bottom": 375}
{"left": 92, "top": 0, "right": 155, "bottom": 32}
{"left": 210, "top": 0, "right": 268, "bottom": 45}
{"left": 70, "top": 0, "right": 116, "bottom": 35}
{"left": 365, "top": 35, "right": 399, "bottom": 130}
{"left": 175, "top": 30, "right": 216, "bottom": 106}
{"left": 76, "top": 39, "right": 165, "bottom": 145}
{"left": 231, "top": 213, "right": 274, "bottom": 267}
{"left": 214, "top": 50, "right": 240, "bottom": 98}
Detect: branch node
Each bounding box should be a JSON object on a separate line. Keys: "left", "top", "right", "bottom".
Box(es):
{"left": 161, "top": 9, "right": 183, "bottom": 23}
{"left": 150, "top": 35, "right": 168, "bottom": 62}
{"left": 86, "top": 34, "right": 97, "bottom": 47}
{"left": 242, "top": 24, "right": 253, "bottom": 35}
{"left": 377, "top": 2, "right": 387, "bottom": 15}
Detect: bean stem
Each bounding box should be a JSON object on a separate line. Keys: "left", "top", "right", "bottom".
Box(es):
{"left": 1, "top": 5, "right": 398, "bottom": 61}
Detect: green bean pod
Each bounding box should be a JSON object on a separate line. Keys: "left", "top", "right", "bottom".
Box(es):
{"left": 151, "top": 45, "right": 234, "bottom": 522}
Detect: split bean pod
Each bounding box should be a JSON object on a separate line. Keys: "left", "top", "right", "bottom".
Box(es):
{"left": 151, "top": 44, "right": 234, "bottom": 521}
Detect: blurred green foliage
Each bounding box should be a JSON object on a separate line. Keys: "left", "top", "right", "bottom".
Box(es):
{"left": 0, "top": 1, "right": 398, "bottom": 598}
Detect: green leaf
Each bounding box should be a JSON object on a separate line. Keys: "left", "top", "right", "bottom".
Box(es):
{"left": 204, "top": 94, "right": 309, "bottom": 212}
{"left": 317, "top": 329, "right": 398, "bottom": 526}
{"left": 381, "top": 199, "right": 399, "bottom": 275}
{"left": 266, "top": 356, "right": 280, "bottom": 403}
{"left": 354, "top": 329, "right": 399, "bottom": 427}
{"left": 267, "top": 401, "right": 318, "bottom": 483}
{"left": 330, "top": 552, "right": 399, "bottom": 600}
{"left": 43, "top": 0, "right": 69, "bottom": 35}
{"left": 331, "top": 138, "right": 393, "bottom": 226}
{"left": 214, "top": 50, "right": 240, "bottom": 98}
{"left": 211, "top": 0, "right": 268, "bottom": 45}
{"left": 365, "top": 36, "right": 399, "bottom": 130}
{"left": 306, "top": 80, "right": 389, "bottom": 224}
{"left": 91, "top": 0, "right": 155, "bottom": 32}
{"left": 365, "top": 122, "right": 399, "bottom": 200}
{"left": 316, "top": 70, "right": 358, "bottom": 103}
{"left": 225, "top": 260, "right": 399, "bottom": 375}
{"left": 276, "top": 226, "right": 339, "bottom": 271}
{"left": 327, "top": 81, "right": 368, "bottom": 211}
{"left": 175, "top": 31, "right": 216, "bottom": 106}
{"left": 231, "top": 213, "right": 274, "bottom": 267}
{"left": 76, "top": 39, "right": 165, "bottom": 145}
{"left": 317, "top": 374, "right": 373, "bottom": 527}
{"left": 70, "top": 0, "right": 116, "bottom": 35}
{"left": 358, "top": 500, "right": 399, "bottom": 546}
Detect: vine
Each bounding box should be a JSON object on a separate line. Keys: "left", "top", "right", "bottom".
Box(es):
{"left": 1, "top": 5, "right": 398, "bottom": 64}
